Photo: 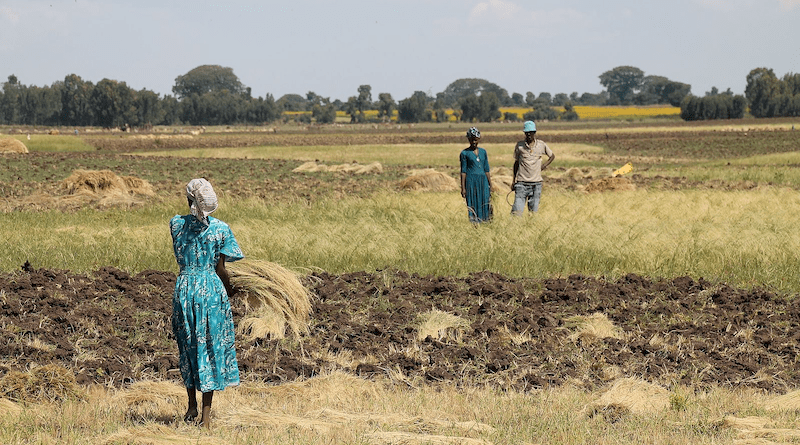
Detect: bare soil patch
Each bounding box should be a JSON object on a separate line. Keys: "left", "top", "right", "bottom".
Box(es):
{"left": 2, "top": 265, "right": 798, "bottom": 394}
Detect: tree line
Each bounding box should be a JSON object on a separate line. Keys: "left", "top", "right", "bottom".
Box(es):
{"left": 1, "top": 65, "right": 796, "bottom": 127}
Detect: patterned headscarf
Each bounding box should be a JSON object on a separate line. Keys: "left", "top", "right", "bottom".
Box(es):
{"left": 466, "top": 127, "right": 481, "bottom": 139}
{"left": 186, "top": 178, "right": 218, "bottom": 227}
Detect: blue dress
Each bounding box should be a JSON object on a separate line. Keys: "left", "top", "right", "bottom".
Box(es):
{"left": 460, "top": 147, "right": 492, "bottom": 223}
{"left": 170, "top": 214, "right": 244, "bottom": 392}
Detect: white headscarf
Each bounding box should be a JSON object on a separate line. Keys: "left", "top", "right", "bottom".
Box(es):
{"left": 186, "top": 178, "right": 218, "bottom": 226}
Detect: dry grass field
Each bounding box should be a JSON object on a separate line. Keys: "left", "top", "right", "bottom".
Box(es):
{"left": 2, "top": 117, "right": 800, "bottom": 444}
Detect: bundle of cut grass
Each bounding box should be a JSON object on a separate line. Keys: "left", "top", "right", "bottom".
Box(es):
{"left": 228, "top": 259, "right": 312, "bottom": 340}
{"left": 398, "top": 169, "right": 459, "bottom": 192}
{"left": 0, "top": 364, "right": 83, "bottom": 402}
{"left": 585, "top": 377, "right": 670, "bottom": 421}
{"left": 565, "top": 312, "right": 624, "bottom": 343}
{"left": 584, "top": 177, "right": 635, "bottom": 193}
{"left": 61, "top": 169, "right": 127, "bottom": 194}
{"left": 121, "top": 175, "right": 156, "bottom": 196}
{"left": 0, "top": 137, "right": 28, "bottom": 153}
{"left": 293, "top": 161, "right": 328, "bottom": 173}
{"left": 564, "top": 167, "right": 584, "bottom": 181}
{"left": 416, "top": 309, "right": 471, "bottom": 342}
{"left": 491, "top": 175, "right": 513, "bottom": 191}
{"left": 293, "top": 161, "right": 383, "bottom": 174}
{"left": 61, "top": 169, "right": 155, "bottom": 196}
{"left": 490, "top": 166, "right": 512, "bottom": 176}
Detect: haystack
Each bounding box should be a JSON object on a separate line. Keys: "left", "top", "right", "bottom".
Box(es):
{"left": 61, "top": 169, "right": 155, "bottom": 197}
{"left": 584, "top": 177, "right": 635, "bottom": 193}
{"left": 564, "top": 167, "right": 584, "bottom": 181}
{"left": 398, "top": 169, "right": 459, "bottom": 192}
{"left": 585, "top": 377, "right": 670, "bottom": 421}
{"left": 491, "top": 175, "right": 513, "bottom": 191}
{"left": 0, "top": 364, "right": 83, "bottom": 402}
{"left": 293, "top": 161, "right": 383, "bottom": 174}
{"left": 491, "top": 166, "right": 512, "bottom": 177}
{"left": 228, "top": 259, "right": 312, "bottom": 340}
{"left": 0, "top": 137, "right": 28, "bottom": 153}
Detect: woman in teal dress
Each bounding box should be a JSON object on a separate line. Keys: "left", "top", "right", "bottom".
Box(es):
{"left": 171, "top": 178, "right": 244, "bottom": 429}
{"left": 460, "top": 127, "right": 493, "bottom": 223}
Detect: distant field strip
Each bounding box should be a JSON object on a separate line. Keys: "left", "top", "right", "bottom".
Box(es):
{"left": 284, "top": 106, "right": 682, "bottom": 122}
{"left": 571, "top": 105, "right": 680, "bottom": 119}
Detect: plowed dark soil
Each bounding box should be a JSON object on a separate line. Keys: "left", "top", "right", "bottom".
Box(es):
{"left": 2, "top": 263, "right": 798, "bottom": 393}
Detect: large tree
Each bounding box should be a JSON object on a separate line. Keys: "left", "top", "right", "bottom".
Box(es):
{"left": 459, "top": 92, "right": 501, "bottom": 122}
{"left": 276, "top": 94, "right": 307, "bottom": 112}
{"left": 311, "top": 96, "right": 337, "bottom": 124}
{"left": 0, "top": 75, "right": 22, "bottom": 124}
{"left": 376, "top": 93, "right": 395, "bottom": 121}
{"left": 745, "top": 67, "right": 781, "bottom": 118}
{"left": 172, "top": 65, "right": 245, "bottom": 99}
{"left": 90, "top": 79, "right": 135, "bottom": 128}
{"left": 638, "top": 75, "right": 691, "bottom": 106}
{"left": 60, "top": 74, "right": 94, "bottom": 126}
{"left": 599, "top": 66, "right": 644, "bottom": 105}
{"left": 440, "top": 78, "right": 510, "bottom": 108}
{"left": 397, "top": 91, "right": 432, "bottom": 123}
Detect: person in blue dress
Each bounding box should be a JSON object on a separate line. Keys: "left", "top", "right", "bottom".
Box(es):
{"left": 170, "top": 178, "right": 244, "bottom": 429}
{"left": 460, "top": 127, "right": 493, "bottom": 223}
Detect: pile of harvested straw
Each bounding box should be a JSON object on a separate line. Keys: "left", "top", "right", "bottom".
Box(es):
{"left": 585, "top": 377, "right": 670, "bottom": 421}
{"left": 584, "top": 177, "right": 635, "bottom": 193}
{"left": 0, "top": 364, "right": 83, "bottom": 402}
{"left": 228, "top": 259, "right": 312, "bottom": 340}
{"left": 293, "top": 161, "right": 383, "bottom": 174}
{"left": 416, "top": 309, "right": 471, "bottom": 342}
{"left": 565, "top": 312, "right": 624, "bottom": 343}
{"left": 398, "top": 169, "right": 459, "bottom": 192}
{"left": 0, "top": 137, "right": 28, "bottom": 153}
{"left": 61, "top": 169, "right": 154, "bottom": 196}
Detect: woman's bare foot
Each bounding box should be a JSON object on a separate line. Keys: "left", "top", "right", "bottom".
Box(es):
{"left": 199, "top": 405, "right": 211, "bottom": 429}
{"left": 183, "top": 407, "right": 199, "bottom": 423}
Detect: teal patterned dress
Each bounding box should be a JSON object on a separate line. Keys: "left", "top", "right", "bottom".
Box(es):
{"left": 460, "top": 147, "right": 492, "bottom": 223}
{"left": 170, "top": 214, "right": 244, "bottom": 392}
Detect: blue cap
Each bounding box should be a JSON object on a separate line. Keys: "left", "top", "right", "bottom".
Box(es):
{"left": 523, "top": 121, "right": 536, "bottom": 132}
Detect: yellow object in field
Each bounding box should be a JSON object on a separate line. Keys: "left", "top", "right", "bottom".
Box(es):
{"left": 612, "top": 162, "right": 633, "bottom": 177}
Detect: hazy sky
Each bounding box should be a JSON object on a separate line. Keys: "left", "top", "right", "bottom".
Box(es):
{"left": 2, "top": 0, "right": 799, "bottom": 102}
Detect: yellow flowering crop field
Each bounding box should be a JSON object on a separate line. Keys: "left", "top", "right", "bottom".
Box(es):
{"left": 294, "top": 105, "right": 681, "bottom": 122}
{"left": 570, "top": 105, "right": 680, "bottom": 120}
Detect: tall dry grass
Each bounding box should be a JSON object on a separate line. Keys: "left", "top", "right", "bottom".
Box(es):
{"left": 4, "top": 187, "right": 800, "bottom": 290}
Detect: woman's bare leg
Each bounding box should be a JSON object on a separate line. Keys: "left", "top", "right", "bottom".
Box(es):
{"left": 200, "top": 391, "right": 214, "bottom": 429}
{"left": 184, "top": 387, "right": 198, "bottom": 422}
